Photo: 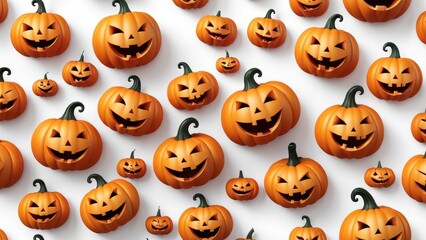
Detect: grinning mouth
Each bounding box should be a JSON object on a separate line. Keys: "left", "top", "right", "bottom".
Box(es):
{"left": 30, "top": 212, "right": 56, "bottom": 222}
{"left": 166, "top": 160, "right": 206, "bottom": 180}
{"left": 372, "top": 178, "right": 389, "bottom": 184}
{"left": 232, "top": 189, "right": 252, "bottom": 195}
{"left": 190, "top": 227, "right": 220, "bottom": 239}
{"left": 256, "top": 33, "right": 278, "bottom": 43}
{"left": 357, "top": 233, "right": 401, "bottom": 240}
{"left": 237, "top": 110, "right": 281, "bottom": 135}
{"left": 39, "top": 87, "right": 53, "bottom": 93}
{"left": 308, "top": 53, "right": 345, "bottom": 71}
{"left": 124, "top": 168, "right": 142, "bottom": 174}
{"left": 180, "top": 92, "right": 207, "bottom": 105}
{"left": 421, "top": 128, "right": 426, "bottom": 134}
{"left": 48, "top": 148, "right": 87, "bottom": 161}
{"left": 298, "top": 2, "right": 321, "bottom": 10}
{"left": 364, "top": 0, "right": 396, "bottom": 8}
{"left": 90, "top": 202, "right": 125, "bottom": 222}
{"left": 72, "top": 75, "right": 90, "bottom": 82}
{"left": 379, "top": 82, "right": 411, "bottom": 95}
{"left": 415, "top": 181, "right": 426, "bottom": 191}
{"left": 222, "top": 65, "right": 236, "bottom": 70}
{"left": 152, "top": 225, "right": 169, "bottom": 231}
{"left": 111, "top": 110, "right": 145, "bottom": 128}
{"left": 206, "top": 29, "right": 229, "bottom": 40}
{"left": 278, "top": 187, "right": 314, "bottom": 202}
{"left": 332, "top": 132, "right": 373, "bottom": 150}
{"left": 24, "top": 37, "right": 57, "bottom": 50}
{"left": 0, "top": 99, "right": 16, "bottom": 111}
{"left": 109, "top": 40, "right": 152, "bottom": 60}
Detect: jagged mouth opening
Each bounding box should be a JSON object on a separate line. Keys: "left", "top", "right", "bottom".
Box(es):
{"left": 24, "top": 37, "right": 57, "bottom": 50}
{"left": 332, "top": 132, "right": 373, "bottom": 150}
{"left": 379, "top": 82, "right": 411, "bottom": 95}
{"left": 364, "top": 0, "right": 396, "bottom": 8}
{"left": 111, "top": 110, "right": 145, "bottom": 128}
{"left": 421, "top": 128, "right": 426, "bottom": 134}
{"left": 357, "top": 233, "right": 401, "bottom": 240}
{"left": 30, "top": 212, "right": 56, "bottom": 222}
{"left": 372, "top": 178, "right": 389, "bottom": 184}
{"left": 190, "top": 227, "right": 220, "bottom": 239}
{"left": 72, "top": 75, "right": 90, "bottom": 82}
{"left": 232, "top": 189, "right": 252, "bottom": 195}
{"left": 109, "top": 40, "right": 152, "bottom": 59}
{"left": 180, "top": 92, "right": 207, "bottom": 105}
{"left": 278, "top": 187, "right": 314, "bottom": 202}
{"left": 124, "top": 168, "right": 142, "bottom": 174}
{"left": 308, "top": 53, "right": 345, "bottom": 71}
{"left": 166, "top": 160, "right": 206, "bottom": 180}
{"left": 222, "top": 65, "right": 236, "bottom": 70}
{"left": 256, "top": 33, "right": 278, "bottom": 43}
{"left": 237, "top": 110, "right": 281, "bottom": 135}
{"left": 0, "top": 99, "right": 16, "bottom": 111}
{"left": 415, "top": 181, "right": 426, "bottom": 191}
{"left": 206, "top": 30, "right": 229, "bottom": 40}
{"left": 298, "top": 2, "right": 321, "bottom": 10}
{"left": 48, "top": 148, "right": 87, "bottom": 161}
{"left": 90, "top": 202, "right": 125, "bottom": 222}
{"left": 39, "top": 87, "right": 53, "bottom": 93}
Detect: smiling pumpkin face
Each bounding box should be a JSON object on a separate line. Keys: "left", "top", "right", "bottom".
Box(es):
{"left": 402, "top": 152, "right": 426, "bottom": 203}
{"left": 343, "top": 0, "right": 411, "bottom": 22}
{"left": 226, "top": 171, "right": 259, "bottom": 201}
{"left": 116, "top": 149, "right": 147, "bottom": 179}
{"left": 32, "top": 73, "right": 58, "bottom": 97}
{"left": 216, "top": 50, "right": 240, "bottom": 74}
{"left": 145, "top": 207, "right": 173, "bottom": 235}
{"left": 247, "top": 9, "right": 286, "bottom": 48}
{"left": 196, "top": 11, "right": 237, "bottom": 47}
{"left": 290, "top": 0, "right": 329, "bottom": 17}
{"left": 0, "top": 67, "right": 27, "bottom": 121}
{"left": 364, "top": 161, "right": 395, "bottom": 188}
{"left": 62, "top": 52, "right": 98, "bottom": 87}
{"left": 411, "top": 110, "right": 426, "bottom": 143}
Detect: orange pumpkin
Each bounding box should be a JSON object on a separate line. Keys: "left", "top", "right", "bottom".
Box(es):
{"left": 289, "top": 0, "right": 329, "bottom": 17}
{"left": 18, "top": 179, "right": 70, "bottom": 230}
{"left": 221, "top": 68, "right": 300, "bottom": 146}
{"left": 247, "top": 9, "right": 286, "bottom": 48}
{"left": 294, "top": 14, "right": 359, "bottom": 78}
{"left": 31, "top": 102, "right": 103, "bottom": 171}
{"left": 0, "top": 67, "right": 27, "bottom": 121}
{"left": 416, "top": 11, "right": 426, "bottom": 44}
{"left": 236, "top": 228, "right": 255, "bottom": 240}
{"left": 343, "top": 0, "right": 411, "bottom": 22}
{"left": 0, "top": 229, "right": 6, "bottom": 240}
{"left": 32, "top": 72, "right": 58, "bottom": 97}
{"left": 196, "top": 11, "right": 237, "bottom": 47}
{"left": 289, "top": 215, "right": 327, "bottom": 240}
{"left": 62, "top": 51, "right": 98, "bottom": 87}
{"left": 216, "top": 50, "right": 240, "bottom": 74}
{"left": 225, "top": 170, "right": 259, "bottom": 201}
{"left": 411, "top": 109, "right": 426, "bottom": 143}
{"left": 92, "top": 0, "right": 162, "bottom": 68}
{"left": 315, "top": 85, "right": 384, "bottom": 159}
{"left": 364, "top": 161, "right": 395, "bottom": 188}
{"left": 0, "top": 0, "right": 7, "bottom": 23}
{"left": 116, "top": 149, "right": 146, "bottom": 179}
{"left": 145, "top": 207, "right": 173, "bottom": 235}
{"left": 402, "top": 151, "right": 426, "bottom": 203}
{"left": 10, "top": 0, "right": 70, "bottom": 58}
{"left": 0, "top": 139, "right": 24, "bottom": 189}
{"left": 172, "top": 0, "right": 208, "bottom": 9}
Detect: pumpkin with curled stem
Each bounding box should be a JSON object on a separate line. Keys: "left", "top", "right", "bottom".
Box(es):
{"left": 289, "top": 215, "right": 327, "bottom": 240}
{"left": 116, "top": 149, "right": 146, "bottom": 179}
{"left": 411, "top": 109, "right": 426, "bottom": 143}
{"left": 0, "top": 0, "right": 8, "bottom": 23}
{"left": 226, "top": 170, "right": 259, "bottom": 201}
{"left": 364, "top": 161, "right": 395, "bottom": 188}
{"left": 402, "top": 152, "right": 426, "bottom": 203}
{"left": 236, "top": 228, "right": 255, "bottom": 240}
{"left": 247, "top": 9, "right": 286, "bottom": 48}
{"left": 32, "top": 72, "right": 58, "bottom": 97}
{"left": 196, "top": 11, "right": 237, "bottom": 47}
{"left": 289, "top": 0, "right": 329, "bottom": 17}
{"left": 343, "top": 0, "right": 411, "bottom": 22}
{"left": 172, "top": 0, "right": 208, "bottom": 9}
{"left": 216, "top": 50, "right": 240, "bottom": 74}
{"left": 0, "top": 67, "right": 27, "bottom": 121}
{"left": 62, "top": 51, "right": 98, "bottom": 87}
{"left": 0, "top": 139, "right": 24, "bottom": 189}
{"left": 145, "top": 207, "right": 173, "bottom": 235}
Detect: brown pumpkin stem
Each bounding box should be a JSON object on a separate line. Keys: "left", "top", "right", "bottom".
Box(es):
{"left": 324, "top": 14, "right": 343, "bottom": 29}
{"left": 265, "top": 9, "right": 275, "bottom": 19}
{"left": 243, "top": 68, "right": 262, "bottom": 91}
{"left": 32, "top": 0, "right": 47, "bottom": 13}
{"left": 156, "top": 206, "right": 162, "bottom": 217}
{"left": 383, "top": 42, "right": 401, "bottom": 58}
{"left": 44, "top": 72, "right": 49, "bottom": 80}
{"left": 301, "top": 215, "right": 313, "bottom": 228}
{"left": 377, "top": 161, "right": 382, "bottom": 168}
{"left": 0, "top": 67, "right": 11, "bottom": 82}
{"left": 59, "top": 102, "right": 84, "bottom": 120}
{"left": 128, "top": 75, "right": 142, "bottom": 92}
{"left": 193, "top": 193, "right": 209, "bottom": 208}
{"left": 175, "top": 117, "right": 199, "bottom": 140}
{"left": 341, "top": 85, "right": 364, "bottom": 108}
{"left": 130, "top": 149, "right": 136, "bottom": 158}
{"left": 238, "top": 170, "right": 244, "bottom": 178}
{"left": 87, "top": 173, "right": 108, "bottom": 188}
{"left": 287, "top": 142, "right": 301, "bottom": 166}
{"left": 33, "top": 234, "right": 44, "bottom": 240}
{"left": 79, "top": 51, "right": 85, "bottom": 62}
{"left": 33, "top": 179, "right": 48, "bottom": 193}
{"left": 177, "top": 62, "right": 193, "bottom": 75}
{"left": 112, "top": 0, "right": 132, "bottom": 14}
{"left": 216, "top": 10, "right": 221, "bottom": 17}
{"left": 351, "top": 187, "right": 379, "bottom": 210}
{"left": 246, "top": 228, "right": 255, "bottom": 239}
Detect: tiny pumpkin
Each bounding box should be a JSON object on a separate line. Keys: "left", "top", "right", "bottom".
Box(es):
{"left": 196, "top": 10, "right": 237, "bottom": 47}
{"left": 289, "top": 215, "right": 327, "bottom": 240}
{"left": 0, "top": 67, "right": 27, "bottom": 121}
{"left": 343, "top": 0, "right": 411, "bottom": 22}
{"left": 236, "top": 228, "right": 255, "bottom": 240}
{"left": 225, "top": 170, "right": 259, "bottom": 201}
{"left": 247, "top": 9, "right": 286, "bottom": 48}
{"left": 0, "top": 229, "right": 6, "bottom": 240}
{"left": 289, "top": 0, "right": 329, "bottom": 17}
{"left": 0, "top": 0, "right": 8, "bottom": 23}
{"left": 364, "top": 161, "right": 395, "bottom": 188}
{"left": 402, "top": 151, "right": 426, "bottom": 203}
{"left": 145, "top": 207, "right": 173, "bottom": 235}
{"left": 0, "top": 139, "right": 24, "bottom": 189}
{"left": 216, "top": 50, "right": 240, "bottom": 74}
{"left": 411, "top": 109, "right": 426, "bottom": 143}
{"left": 18, "top": 179, "right": 70, "bottom": 230}
{"left": 116, "top": 149, "right": 147, "bottom": 179}
{"left": 32, "top": 72, "right": 58, "bottom": 97}
{"left": 62, "top": 51, "right": 98, "bottom": 87}
{"left": 172, "top": 0, "right": 208, "bottom": 9}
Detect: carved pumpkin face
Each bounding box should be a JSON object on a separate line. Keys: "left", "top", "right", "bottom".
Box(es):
{"left": 226, "top": 170, "right": 259, "bottom": 201}
{"left": 80, "top": 174, "right": 140, "bottom": 233}
{"left": 364, "top": 161, "right": 395, "bottom": 188}
{"left": 145, "top": 207, "right": 173, "bottom": 235}
{"left": 0, "top": 139, "right": 24, "bottom": 189}
{"left": 0, "top": 67, "right": 27, "bottom": 121}
{"left": 247, "top": 9, "right": 286, "bottom": 48}
{"left": 289, "top": 0, "right": 329, "bottom": 17}
{"left": 343, "top": 0, "right": 411, "bottom": 22}
{"left": 172, "top": 0, "right": 208, "bottom": 9}
{"left": 295, "top": 14, "right": 359, "bottom": 78}
{"left": 196, "top": 11, "right": 237, "bottom": 47}
{"left": 289, "top": 215, "right": 327, "bottom": 240}
{"left": 62, "top": 52, "right": 98, "bottom": 87}
{"left": 0, "top": 0, "right": 8, "bottom": 23}
{"left": 402, "top": 152, "right": 426, "bottom": 203}
{"left": 411, "top": 110, "right": 426, "bottom": 143}
{"left": 32, "top": 73, "right": 58, "bottom": 97}
{"left": 216, "top": 50, "right": 240, "bottom": 74}
{"left": 116, "top": 149, "right": 146, "bottom": 179}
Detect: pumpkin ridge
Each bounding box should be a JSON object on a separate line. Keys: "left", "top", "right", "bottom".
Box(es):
{"left": 0, "top": 67, "right": 11, "bottom": 82}
{"left": 243, "top": 68, "right": 262, "bottom": 91}
{"left": 112, "top": 0, "right": 132, "bottom": 14}
{"left": 324, "top": 14, "right": 343, "bottom": 29}
{"left": 87, "top": 173, "right": 108, "bottom": 187}
{"left": 59, "top": 102, "right": 85, "bottom": 120}
{"left": 193, "top": 193, "right": 209, "bottom": 207}
{"left": 264, "top": 9, "right": 276, "bottom": 18}
{"left": 383, "top": 42, "right": 401, "bottom": 58}
{"left": 175, "top": 117, "right": 199, "bottom": 140}
{"left": 341, "top": 85, "right": 364, "bottom": 108}
{"left": 33, "top": 179, "right": 48, "bottom": 193}
{"left": 127, "top": 75, "right": 141, "bottom": 92}
{"left": 31, "top": 0, "right": 47, "bottom": 13}
{"left": 351, "top": 187, "right": 379, "bottom": 210}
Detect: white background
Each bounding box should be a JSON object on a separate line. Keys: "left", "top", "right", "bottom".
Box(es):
{"left": 0, "top": 0, "right": 425, "bottom": 239}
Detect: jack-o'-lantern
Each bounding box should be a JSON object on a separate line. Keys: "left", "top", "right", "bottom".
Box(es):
{"left": 289, "top": 0, "right": 329, "bottom": 17}
{"left": 221, "top": 68, "right": 300, "bottom": 146}
{"left": 32, "top": 72, "right": 58, "bottom": 97}
{"left": 364, "top": 161, "right": 395, "bottom": 188}
{"left": 264, "top": 142, "right": 328, "bottom": 208}
{"left": 294, "top": 14, "right": 359, "bottom": 78}
{"left": 92, "top": 0, "right": 162, "bottom": 69}
{"left": 417, "top": 11, "right": 426, "bottom": 44}
{"left": 411, "top": 109, "right": 426, "bottom": 143}
{"left": 179, "top": 193, "right": 233, "bottom": 240}
{"left": 80, "top": 173, "right": 140, "bottom": 233}
{"left": 0, "top": 0, "right": 7, "bottom": 23}
{"left": 402, "top": 152, "right": 426, "bottom": 203}
{"left": 340, "top": 187, "right": 411, "bottom": 239}
{"left": 10, "top": 0, "right": 70, "bottom": 58}
{"left": 33, "top": 235, "right": 43, "bottom": 240}
{"left": 153, "top": 117, "right": 224, "bottom": 189}
{"left": 216, "top": 50, "right": 240, "bottom": 74}
{"left": 18, "top": 179, "right": 70, "bottom": 230}
{"left": 236, "top": 228, "right": 255, "bottom": 240}
{"left": 315, "top": 85, "right": 384, "bottom": 159}
{"left": 167, "top": 62, "right": 219, "bottom": 110}
{"left": 343, "top": 0, "right": 411, "bottom": 22}
{"left": 0, "top": 139, "right": 24, "bottom": 189}
{"left": 0, "top": 67, "right": 27, "bottom": 121}
{"left": 31, "top": 102, "right": 103, "bottom": 171}
{"left": 367, "top": 42, "right": 422, "bottom": 101}
{"left": 196, "top": 11, "right": 237, "bottom": 47}
{"left": 172, "top": 0, "right": 208, "bottom": 9}
{"left": 98, "top": 75, "right": 163, "bottom": 136}
{"left": 145, "top": 207, "right": 173, "bottom": 235}
{"left": 116, "top": 149, "right": 146, "bottom": 179}
{"left": 62, "top": 51, "right": 98, "bottom": 87}
{"left": 0, "top": 229, "right": 6, "bottom": 240}
{"left": 247, "top": 9, "right": 286, "bottom": 48}
{"left": 226, "top": 170, "right": 259, "bottom": 201}
{"left": 289, "top": 215, "right": 327, "bottom": 240}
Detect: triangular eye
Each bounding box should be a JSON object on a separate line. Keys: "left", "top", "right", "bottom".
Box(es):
{"left": 167, "top": 150, "right": 177, "bottom": 158}
{"left": 23, "top": 23, "right": 33, "bottom": 31}
{"left": 190, "top": 145, "right": 201, "bottom": 154}
{"left": 278, "top": 176, "right": 287, "bottom": 183}
{"left": 138, "top": 23, "right": 146, "bottom": 32}
{"left": 264, "top": 91, "right": 276, "bottom": 103}
{"left": 373, "top": 172, "right": 378, "bottom": 176}
{"left": 221, "top": 24, "right": 229, "bottom": 30}
{"left": 110, "top": 189, "right": 118, "bottom": 198}
{"left": 236, "top": 101, "right": 249, "bottom": 110}
{"left": 335, "top": 42, "right": 345, "bottom": 49}
{"left": 115, "top": 94, "right": 126, "bottom": 105}
{"left": 83, "top": 67, "right": 90, "bottom": 72}
{"left": 311, "top": 36, "right": 320, "bottom": 45}
{"left": 71, "top": 66, "right": 78, "bottom": 71}
{"left": 401, "top": 68, "right": 410, "bottom": 74}
{"left": 50, "top": 130, "right": 61, "bottom": 138}
{"left": 48, "top": 200, "right": 56, "bottom": 207}
{"left": 124, "top": 162, "right": 129, "bottom": 166}
{"left": 385, "top": 217, "right": 396, "bottom": 226}
{"left": 273, "top": 27, "right": 278, "bottom": 32}
{"left": 46, "top": 81, "right": 51, "bottom": 86}
{"left": 178, "top": 84, "right": 189, "bottom": 91}
{"left": 384, "top": 172, "right": 389, "bottom": 176}
{"left": 30, "top": 201, "right": 39, "bottom": 208}
{"left": 296, "top": 237, "right": 304, "bottom": 240}
{"left": 381, "top": 67, "right": 390, "bottom": 74}
{"left": 190, "top": 216, "right": 199, "bottom": 221}
{"left": 418, "top": 169, "right": 426, "bottom": 175}
{"left": 357, "top": 221, "right": 370, "bottom": 230}
{"left": 77, "top": 131, "right": 86, "bottom": 139}
{"left": 360, "top": 116, "right": 370, "bottom": 124}
{"left": 221, "top": 61, "right": 226, "bottom": 65}
{"left": 47, "top": 23, "right": 55, "bottom": 30}
{"left": 207, "top": 21, "right": 214, "bottom": 27}
{"left": 135, "top": 163, "right": 139, "bottom": 167}
{"left": 138, "top": 102, "right": 151, "bottom": 110}
{"left": 198, "top": 77, "right": 206, "bottom": 84}
{"left": 109, "top": 26, "right": 124, "bottom": 35}
{"left": 89, "top": 198, "right": 97, "bottom": 205}
{"left": 246, "top": 183, "right": 251, "bottom": 187}
{"left": 312, "top": 237, "right": 319, "bottom": 240}
{"left": 300, "top": 173, "right": 310, "bottom": 181}
{"left": 209, "top": 214, "right": 218, "bottom": 221}
{"left": 257, "top": 22, "right": 264, "bottom": 30}
{"left": 234, "top": 184, "right": 238, "bottom": 187}
{"left": 334, "top": 117, "right": 346, "bottom": 125}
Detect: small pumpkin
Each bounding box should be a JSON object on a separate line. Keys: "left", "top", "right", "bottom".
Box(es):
{"left": 196, "top": 10, "right": 237, "bottom": 47}
{"left": 18, "top": 179, "right": 70, "bottom": 230}
{"left": 236, "top": 228, "right": 255, "bottom": 240}
{"left": 0, "top": 139, "right": 24, "bottom": 189}
{"left": 417, "top": 11, "right": 426, "bottom": 44}
{"left": 0, "top": 0, "right": 8, "bottom": 23}
{"left": 62, "top": 51, "right": 98, "bottom": 87}
{"left": 31, "top": 102, "right": 103, "bottom": 171}
{"left": 364, "top": 161, "right": 395, "bottom": 188}
{"left": 216, "top": 50, "right": 240, "bottom": 74}
{"left": 289, "top": 215, "right": 327, "bottom": 240}
{"left": 289, "top": 0, "right": 329, "bottom": 17}
{"left": 225, "top": 170, "right": 259, "bottom": 201}
{"left": 167, "top": 62, "right": 219, "bottom": 111}
{"left": 0, "top": 67, "right": 27, "bottom": 121}
{"left": 145, "top": 207, "right": 173, "bottom": 235}
{"left": 10, "top": 0, "right": 70, "bottom": 58}
{"left": 80, "top": 173, "right": 140, "bottom": 233}
{"left": 294, "top": 14, "right": 359, "bottom": 78}
{"left": 153, "top": 117, "right": 224, "bottom": 189}
{"left": 92, "top": 0, "right": 162, "bottom": 68}
{"left": 264, "top": 142, "right": 328, "bottom": 208}
{"left": 116, "top": 149, "right": 146, "bottom": 179}
{"left": 33, "top": 235, "right": 43, "bottom": 240}
{"left": 172, "top": 0, "right": 208, "bottom": 9}
{"left": 367, "top": 42, "right": 422, "bottom": 101}
{"left": 411, "top": 109, "right": 426, "bottom": 143}
{"left": 221, "top": 68, "right": 300, "bottom": 146}
{"left": 0, "top": 229, "right": 6, "bottom": 240}
{"left": 247, "top": 9, "right": 286, "bottom": 48}
{"left": 32, "top": 72, "right": 58, "bottom": 97}
{"left": 178, "top": 193, "right": 233, "bottom": 240}
{"left": 343, "top": 0, "right": 411, "bottom": 22}
{"left": 402, "top": 151, "right": 426, "bottom": 203}
{"left": 315, "top": 85, "right": 384, "bottom": 159}
{"left": 340, "top": 187, "right": 411, "bottom": 239}
{"left": 98, "top": 75, "right": 163, "bottom": 136}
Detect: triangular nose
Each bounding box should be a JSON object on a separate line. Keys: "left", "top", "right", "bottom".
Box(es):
{"left": 129, "top": 109, "right": 134, "bottom": 114}
{"left": 293, "top": 185, "right": 298, "bottom": 189}
{"left": 202, "top": 222, "right": 208, "bottom": 226}
{"left": 324, "top": 47, "right": 329, "bottom": 52}
{"left": 37, "top": 30, "right": 42, "bottom": 35}
{"left": 102, "top": 202, "right": 107, "bottom": 207}
{"left": 351, "top": 127, "right": 356, "bottom": 132}
{"left": 393, "top": 75, "right": 398, "bottom": 79}
{"left": 255, "top": 108, "right": 261, "bottom": 113}
{"left": 181, "top": 159, "right": 187, "bottom": 163}
{"left": 375, "top": 229, "right": 381, "bottom": 234}
{"left": 129, "top": 34, "right": 134, "bottom": 39}
{"left": 65, "top": 141, "right": 71, "bottom": 146}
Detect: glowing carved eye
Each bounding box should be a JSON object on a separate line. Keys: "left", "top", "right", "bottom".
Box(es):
{"left": 381, "top": 67, "right": 390, "bottom": 74}
{"left": 300, "top": 173, "right": 310, "bottom": 181}
{"left": 51, "top": 130, "right": 61, "bottom": 138}
{"left": 48, "top": 201, "right": 56, "bottom": 207}
{"left": 167, "top": 151, "right": 177, "bottom": 158}
{"left": 138, "top": 24, "right": 146, "bottom": 32}
{"left": 357, "top": 221, "right": 370, "bottom": 230}
{"left": 236, "top": 101, "right": 249, "bottom": 110}
{"left": 138, "top": 102, "right": 151, "bottom": 110}
{"left": 89, "top": 198, "right": 97, "bottom": 205}
{"left": 335, "top": 42, "right": 345, "bottom": 49}
{"left": 360, "top": 116, "right": 370, "bottom": 124}
{"left": 110, "top": 26, "right": 124, "bottom": 35}
{"left": 402, "top": 68, "right": 410, "bottom": 74}
{"left": 77, "top": 132, "right": 86, "bottom": 139}
{"left": 264, "top": 92, "right": 276, "bottom": 103}
{"left": 190, "top": 145, "right": 200, "bottom": 154}
{"left": 335, "top": 117, "right": 346, "bottom": 125}
{"left": 115, "top": 95, "right": 126, "bottom": 105}
{"left": 178, "top": 84, "right": 189, "bottom": 91}
{"left": 257, "top": 22, "right": 264, "bottom": 30}
{"left": 23, "top": 23, "right": 33, "bottom": 31}
{"left": 209, "top": 214, "right": 218, "bottom": 221}
{"left": 190, "top": 216, "right": 199, "bottom": 221}
{"left": 47, "top": 23, "right": 55, "bottom": 30}
{"left": 110, "top": 189, "right": 118, "bottom": 198}
{"left": 311, "top": 37, "right": 320, "bottom": 45}
{"left": 207, "top": 21, "right": 214, "bottom": 27}
{"left": 30, "top": 201, "right": 39, "bottom": 208}
{"left": 71, "top": 67, "right": 78, "bottom": 71}
{"left": 278, "top": 177, "right": 287, "bottom": 183}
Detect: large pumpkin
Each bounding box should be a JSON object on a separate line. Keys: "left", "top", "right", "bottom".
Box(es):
{"left": 145, "top": 207, "right": 173, "bottom": 235}
{"left": 402, "top": 151, "right": 426, "bottom": 203}
{"left": 367, "top": 42, "right": 422, "bottom": 101}
{"left": 289, "top": 215, "right": 327, "bottom": 240}
{"left": 221, "top": 68, "right": 300, "bottom": 146}
{"left": 340, "top": 187, "right": 411, "bottom": 239}
{"left": 247, "top": 9, "right": 286, "bottom": 48}
{"left": 264, "top": 142, "right": 328, "bottom": 208}
{"left": 294, "top": 14, "right": 359, "bottom": 78}
{"left": 92, "top": 0, "right": 162, "bottom": 68}
{"left": 411, "top": 109, "right": 426, "bottom": 143}
{"left": 196, "top": 11, "right": 237, "bottom": 47}
{"left": 364, "top": 161, "right": 395, "bottom": 188}
{"left": 178, "top": 193, "right": 233, "bottom": 240}
{"left": 153, "top": 117, "right": 224, "bottom": 189}
{"left": 116, "top": 149, "right": 147, "bottom": 179}
{"left": 343, "top": 0, "right": 411, "bottom": 22}
{"left": 10, "top": 0, "right": 70, "bottom": 58}
{"left": 98, "top": 75, "right": 163, "bottom": 136}
{"left": 0, "top": 0, "right": 7, "bottom": 23}
{"left": 0, "top": 67, "right": 27, "bottom": 121}
{"left": 32, "top": 72, "right": 59, "bottom": 97}
{"left": 0, "top": 229, "right": 6, "bottom": 240}
{"left": 80, "top": 173, "right": 140, "bottom": 233}
{"left": 216, "top": 50, "right": 240, "bottom": 74}
{"left": 62, "top": 51, "right": 98, "bottom": 87}
{"left": 289, "top": 0, "right": 329, "bottom": 17}
{"left": 18, "top": 179, "right": 70, "bottom": 230}
{"left": 225, "top": 170, "right": 259, "bottom": 201}
{"left": 31, "top": 102, "right": 103, "bottom": 171}
{"left": 0, "top": 139, "right": 24, "bottom": 189}
{"left": 315, "top": 85, "right": 384, "bottom": 159}
{"left": 172, "top": 0, "right": 208, "bottom": 9}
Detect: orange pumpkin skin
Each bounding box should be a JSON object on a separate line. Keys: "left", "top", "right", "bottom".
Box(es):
{"left": 221, "top": 68, "right": 300, "bottom": 146}
{"left": 226, "top": 170, "right": 259, "bottom": 201}
{"left": 315, "top": 85, "right": 384, "bottom": 159}
{"left": 216, "top": 50, "right": 240, "bottom": 74}
{"left": 116, "top": 149, "right": 146, "bottom": 179}
{"left": 294, "top": 14, "right": 359, "bottom": 78}
{"left": 247, "top": 9, "right": 286, "bottom": 48}
{"left": 236, "top": 228, "right": 255, "bottom": 240}
{"left": 32, "top": 73, "right": 58, "bottom": 97}
{"left": 289, "top": 215, "right": 327, "bottom": 240}
{"left": 172, "top": 0, "right": 208, "bottom": 9}
{"left": 62, "top": 52, "right": 98, "bottom": 87}
{"left": 411, "top": 110, "right": 426, "bottom": 143}
{"left": 196, "top": 11, "right": 237, "bottom": 47}
{"left": 289, "top": 0, "right": 329, "bottom": 17}
{"left": 92, "top": 0, "right": 161, "bottom": 69}
{"left": 364, "top": 161, "right": 395, "bottom": 188}
{"left": 10, "top": 0, "right": 70, "bottom": 58}
{"left": 0, "top": 0, "right": 8, "bottom": 23}
{"left": 0, "top": 67, "right": 27, "bottom": 121}
{"left": 343, "top": 0, "right": 411, "bottom": 22}
{"left": 0, "top": 140, "right": 24, "bottom": 189}
{"left": 402, "top": 152, "right": 426, "bottom": 203}
{"left": 31, "top": 102, "right": 103, "bottom": 171}
{"left": 18, "top": 179, "right": 70, "bottom": 230}
{"left": 417, "top": 11, "right": 426, "bottom": 44}
{"left": 145, "top": 207, "right": 173, "bottom": 235}
{"left": 0, "top": 229, "right": 6, "bottom": 240}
